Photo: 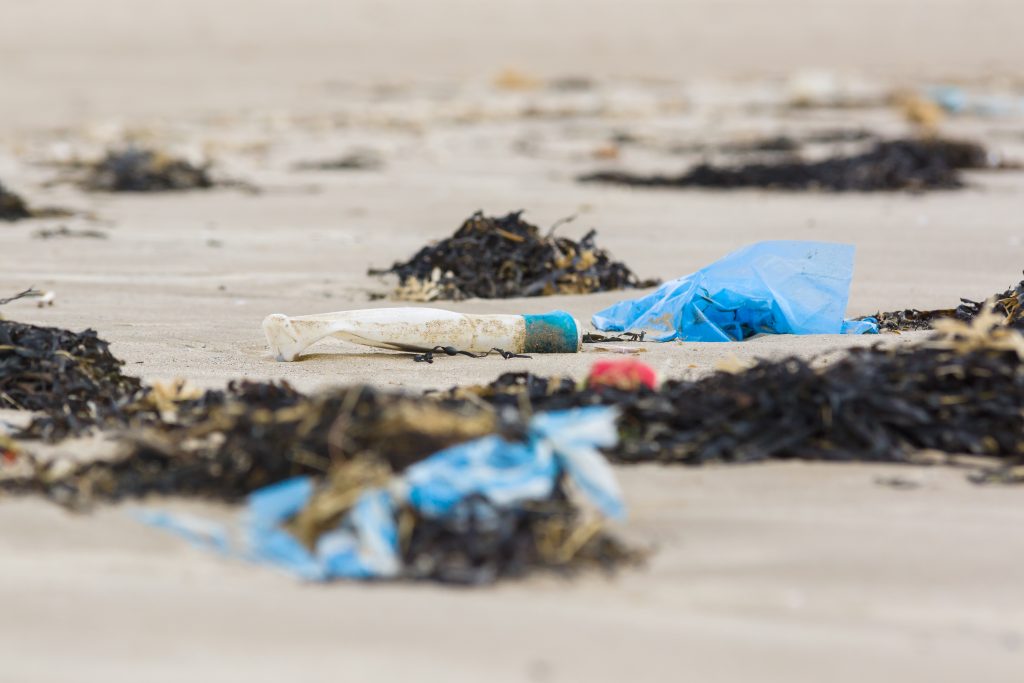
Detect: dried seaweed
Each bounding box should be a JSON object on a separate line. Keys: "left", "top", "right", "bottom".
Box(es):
{"left": 412, "top": 346, "right": 531, "bottom": 363}
{"left": 0, "top": 320, "right": 143, "bottom": 440}
{"left": 370, "top": 211, "right": 659, "bottom": 301}
{"left": 457, "top": 321, "right": 1024, "bottom": 470}
{"left": 580, "top": 138, "right": 993, "bottom": 192}
{"left": 400, "top": 492, "right": 633, "bottom": 584}
{"left": 869, "top": 274, "right": 1024, "bottom": 332}
{"left": 955, "top": 280, "right": 1024, "bottom": 330}
{"left": 10, "top": 381, "right": 500, "bottom": 505}
{"left": 868, "top": 308, "right": 955, "bottom": 332}
{"left": 82, "top": 148, "right": 213, "bottom": 192}
{"left": 582, "top": 331, "right": 645, "bottom": 343}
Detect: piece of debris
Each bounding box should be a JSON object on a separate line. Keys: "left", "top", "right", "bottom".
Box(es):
{"left": 292, "top": 151, "right": 383, "bottom": 171}
{"left": 0, "top": 320, "right": 143, "bottom": 440}
{"left": 141, "top": 407, "right": 634, "bottom": 584}
{"left": 583, "top": 331, "right": 645, "bottom": 343}
{"left": 875, "top": 476, "right": 923, "bottom": 490}
{"left": 893, "top": 91, "right": 945, "bottom": 132}
{"left": 369, "top": 211, "right": 659, "bottom": 301}
{"left": 82, "top": 148, "right": 213, "bottom": 192}
{"left": 33, "top": 226, "right": 108, "bottom": 240}
{"left": 413, "top": 347, "right": 531, "bottom": 363}
{"left": 587, "top": 359, "right": 658, "bottom": 391}
{"left": 264, "top": 308, "right": 580, "bottom": 361}
{"left": 580, "top": 138, "right": 998, "bottom": 192}
{"left": 592, "top": 241, "right": 872, "bottom": 341}
{"left": 494, "top": 68, "right": 542, "bottom": 91}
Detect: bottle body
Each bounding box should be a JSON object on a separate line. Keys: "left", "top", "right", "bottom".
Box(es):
{"left": 263, "top": 308, "right": 580, "bottom": 361}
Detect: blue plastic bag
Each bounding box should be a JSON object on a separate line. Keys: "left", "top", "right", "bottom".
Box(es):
{"left": 139, "top": 407, "right": 624, "bottom": 581}
{"left": 592, "top": 240, "right": 877, "bottom": 341}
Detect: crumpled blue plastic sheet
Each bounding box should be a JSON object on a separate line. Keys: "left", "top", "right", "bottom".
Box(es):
{"left": 592, "top": 240, "right": 878, "bottom": 341}
{"left": 139, "top": 406, "right": 623, "bottom": 581}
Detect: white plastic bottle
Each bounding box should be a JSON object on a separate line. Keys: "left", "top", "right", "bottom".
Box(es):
{"left": 263, "top": 307, "right": 581, "bottom": 361}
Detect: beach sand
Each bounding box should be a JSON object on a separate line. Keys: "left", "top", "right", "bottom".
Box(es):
{"left": 2, "top": 1, "right": 1024, "bottom": 680}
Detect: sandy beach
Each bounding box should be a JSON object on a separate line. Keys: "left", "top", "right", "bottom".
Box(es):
{"left": 2, "top": 1, "right": 1024, "bottom": 681}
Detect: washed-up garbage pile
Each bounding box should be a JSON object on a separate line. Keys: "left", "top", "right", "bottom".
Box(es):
{"left": 580, "top": 138, "right": 995, "bottom": 192}
{"left": 867, "top": 275, "right": 1023, "bottom": 332}
{"left": 81, "top": 147, "right": 214, "bottom": 192}
{"left": 141, "top": 407, "right": 632, "bottom": 584}
{"left": 5, "top": 375, "right": 632, "bottom": 583}
{"left": 0, "top": 319, "right": 143, "bottom": 440}
{"left": 370, "top": 211, "right": 659, "bottom": 301}
{"left": 454, "top": 315, "right": 1024, "bottom": 478}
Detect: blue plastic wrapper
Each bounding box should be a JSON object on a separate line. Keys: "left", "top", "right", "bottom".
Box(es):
{"left": 139, "top": 406, "right": 623, "bottom": 581}
{"left": 592, "top": 240, "right": 877, "bottom": 341}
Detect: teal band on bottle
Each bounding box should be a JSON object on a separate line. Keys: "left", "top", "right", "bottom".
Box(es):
{"left": 522, "top": 311, "right": 581, "bottom": 353}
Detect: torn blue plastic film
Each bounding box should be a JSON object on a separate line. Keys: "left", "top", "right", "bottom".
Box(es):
{"left": 592, "top": 240, "right": 878, "bottom": 341}
{"left": 139, "top": 407, "right": 624, "bottom": 581}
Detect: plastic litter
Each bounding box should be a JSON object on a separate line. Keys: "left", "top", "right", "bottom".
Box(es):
{"left": 264, "top": 307, "right": 581, "bottom": 361}
{"left": 927, "top": 85, "right": 1024, "bottom": 117}
{"left": 587, "top": 359, "right": 658, "bottom": 391}
{"left": 592, "top": 241, "right": 876, "bottom": 341}
{"left": 141, "top": 407, "right": 627, "bottom": 582}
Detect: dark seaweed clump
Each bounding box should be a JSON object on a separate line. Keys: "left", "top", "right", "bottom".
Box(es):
{"left": 0, "top": 182, "right": 32, "bottom": 221}
{"left": 457, "top": 328, "right": 1024, "bottom": 474}
{"left": 370, "top": 211, "right": 659, "bottom": 300}
{"left": 14, "top": 381, "right": 500, "bottom": 504}
{"left": 400, "top": 490, "right": 632, "bottom": 584}
{"left": 580, "top": 138, "right": 992, "bottom": 192}
{"left": 0, "top": 320, "right": 143, "bottom": 439}
{"left": 83, "top": 148, "right": 213, "bottom": 192}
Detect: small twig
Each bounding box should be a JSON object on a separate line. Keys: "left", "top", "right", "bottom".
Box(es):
{"left": 0, "top": 287, "right": 42, "bottom": 307}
